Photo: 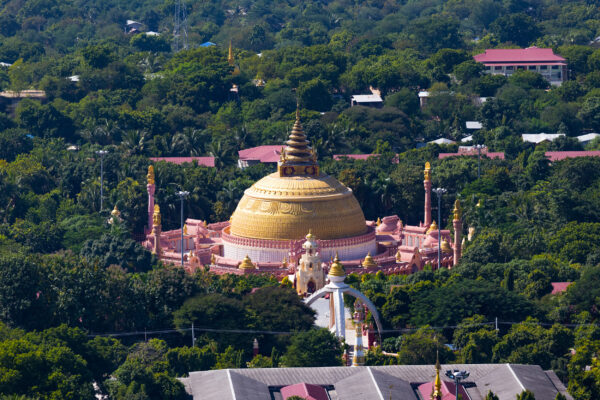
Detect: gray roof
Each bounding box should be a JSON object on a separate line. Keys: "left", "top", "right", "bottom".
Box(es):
{"left": 181, "top": 363, "right": 572, "bottom": 400}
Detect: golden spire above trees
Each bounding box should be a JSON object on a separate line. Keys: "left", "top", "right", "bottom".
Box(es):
{"left": 282, "top": 107, "right": 313, "bottom": 164}
{"left": 453, "top": 199, "right": 462, "bottom": 221}
{"left": 228, "top": 40, "right": 234, "bottom": 65}
{"left": 431, "top": 351, "right": 442, "bottom": 400}
{"left": 427, "top": 220, "right": 438, "bottom": 234}
{"left": 362, "top": 252, "right": 377, "bottom": 269}
{"left": 424, "top": 161, "right": 431, "bottom": 182}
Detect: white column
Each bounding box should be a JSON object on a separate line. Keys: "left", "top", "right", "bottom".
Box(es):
{"left": 332, "top": 287, "right": 345, "bottom": 339}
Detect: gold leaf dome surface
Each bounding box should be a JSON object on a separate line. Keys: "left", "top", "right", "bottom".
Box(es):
{"left": 230, "top": 171, "right": 367, "bottom": 240}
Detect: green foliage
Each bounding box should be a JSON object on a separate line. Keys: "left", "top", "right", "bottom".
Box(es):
{"left": 80, "top": 232, "right": 155, "bottom": 272}
{"left": 282, "top": 329, "right": 342, "bottom": 367}
{"left": 516, "top": 390, "right": 536, "bottom": 400}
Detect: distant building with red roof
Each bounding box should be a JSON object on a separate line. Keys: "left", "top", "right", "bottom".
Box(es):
{"left": 333, "top": 154, "right": 379, "bottom": 161}
{"left": 551, "top": 282, "right": 572, "bottom": 295}
{"left": 473, "top": 47, "right": 567, "bottom": 86}
{"left": 545, "top": 151, "right": 600, "bottom": 162}
{"left": 439, "top": 146, "right": 505, "bottom": 160}
{"left": 280, "top": 383, "right": 329, "bottom": 400}
{"left": 238, "top": 145, "right": 282, "bottom": 168}
{"left": 149, "top": 157, "right": 215, "bottom": 167}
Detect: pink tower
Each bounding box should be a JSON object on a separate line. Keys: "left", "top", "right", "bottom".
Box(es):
{"left": 424, "top": 162, "right": 432, "bottom": 227}
{"left": 147, "top": 165, "right": 155, "bottom": 232}
{"left": 453, "top": 199, "right": 462, "bottom": 267}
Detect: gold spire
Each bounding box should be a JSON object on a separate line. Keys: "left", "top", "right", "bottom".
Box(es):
{"left": 441, "top": 238, "right": 452, "bottom": 253}
{"left": 152, "top": 204, "right": 161, "bottom": 226}
{"left": 282, "top": 108, "right": 313, "bottom": 164}
{"left": 424, "top": 161, "right": 431, "bottom": 182}
{"left": 183, "top": 223, "right": 188, "bottom": 235}
{"left": 376, "top": 217, "right": 382, "bottom": 226}
{"left": 453, "top": 199, "right": 462, "bottom": 221}
{"left": 329, "top": 252, "right": 345, "bottom": 276}
{"left": 427, "top": 220, "right": 438, "bottom": 234}
{"left": 239, "top": 255, "right": 255, "bottom": 270}
{"left": 147, "top": 165, "right": 155, "bottom": 185}
{"left": 228, "top": 41, "right": 234, "bottom": 65}
{"left": 362, "top": 252, "right": 377, "bottom": 269}
{"left": 395, "top": 249, "right": 402, "bottom": 263}
{"left": 306, "top": 229, "right": 314, "bottom": 241}
{"left": 432, "top": 351, "right": 442, "bottom": 399}
{"left": 111, "top": 204, "right": 120, "bottom": 218}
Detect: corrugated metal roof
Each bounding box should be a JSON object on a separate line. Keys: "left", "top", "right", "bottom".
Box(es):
{"left": 545, "top": 151, "right": 600, "bottom": 161}
{"left": 474, "top": 47, "right": 566, "bottom": 63}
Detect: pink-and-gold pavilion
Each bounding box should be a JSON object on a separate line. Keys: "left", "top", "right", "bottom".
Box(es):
{"left": 143, "top": 111, "right": 463, "bottom": 288}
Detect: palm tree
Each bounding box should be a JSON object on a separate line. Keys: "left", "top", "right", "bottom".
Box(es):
{"left": 208, "top": 140, "right": 234, "bottom": 169}
{"left": 121, "top": 130, "right": 148, "bottom": 156}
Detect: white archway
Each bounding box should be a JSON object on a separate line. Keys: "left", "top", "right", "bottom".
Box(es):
{"left": 305, "top": 284, "right": 383, "bottom": 340}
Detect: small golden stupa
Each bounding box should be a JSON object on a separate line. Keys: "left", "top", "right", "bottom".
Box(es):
{"left": 362, "top": 252, "right": 377, "bottom": 269}
{"left": 329, "top": 252, "right": 345, "bottom": 277}
{"left": 238, "top": 255, "right": 255, "bottom": 270}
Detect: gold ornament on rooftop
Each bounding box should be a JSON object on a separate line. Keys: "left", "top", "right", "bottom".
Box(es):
{"left": 329, "top": 252, "right": 345, "bottom": 277}
{"left": 183, "top": 223, "right": 188, "bottom": 235}
{"left": 431, "top": 352, "right": 442, "bottom": 400}
{"left": 441, "top": 238, "right": 452, "bottom": 253}
{"left": 111, "top": 205, "right": 121, "bottom": 218}
{"left": 239, "top": 254, "right": 255, "bottom": 270}
{"left": 362, "top": 252, "right": 377, "bottom": 269}
{"left": 147, "top": 165, "right": 155, "bottom": 185}
{"left": 427, "top": 220, "right": 438, "bottom": 234}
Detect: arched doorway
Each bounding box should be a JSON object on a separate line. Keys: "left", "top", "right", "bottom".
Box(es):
{"left": 307, "top": 280, "right": 316, "bottom": 294}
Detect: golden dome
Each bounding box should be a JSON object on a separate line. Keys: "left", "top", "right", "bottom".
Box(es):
{"left": 329, "top": 253, "right": 345, "bottom": 276}
{"left": 239, "top": 255, "right": 255, "bottom": 270}
{"left": 230, "top": 171, "right": 366, "bottom": 240}
{"left": 362, "top": 252, "right": 377, "bottom": 269}
{"left": 230, "top": 109, "right": 367, "bottom": 241}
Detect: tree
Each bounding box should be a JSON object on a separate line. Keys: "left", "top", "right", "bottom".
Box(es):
{"left": 490, "top": 14, "right": 540, "bottom": 47}
{"left": 410, "top": 15, "right": 462, "bottom": 53}
{"left": 281, "top": 329, "right": 342, "bottom": 367}
{"left": 130, "top": 34, "right": 170, "bottom": 53}
{"left": 80, "top": 232, "right": 155, "bottom": 273}
{"left": 516, "top": 390, "right": 536, "bottom": 400}
{"left": 485, "top": 391, "right": 499, "bottom": 400}
{"left": 298, "top": 78, "right": 332, "bottom": 112}
{"left": 396, "top": 327, "right": 452, "bottom": 365}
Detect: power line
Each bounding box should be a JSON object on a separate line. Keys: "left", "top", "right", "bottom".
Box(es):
{"left": 87, "top": 320, "right": 600, "bottom": 339}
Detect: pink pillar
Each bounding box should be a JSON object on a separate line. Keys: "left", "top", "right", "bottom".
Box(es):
{"left": 453, "top": 218, "right": 462, "bottom": 267}
{"left": 147, "top": 183, "right": 155, "bottom": 232}
{"left": 152, "top": 224, "right": 161, "bottom": 255}
{"left": 424, "top": 179, "right": 432, "bottom": 227}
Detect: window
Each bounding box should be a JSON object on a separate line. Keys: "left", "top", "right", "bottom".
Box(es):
{"left": 506, "top": 66, "right": 514, "bottom": 70}
{"left": 528, "top": 66, "right": 537, "bottom": 70}
{"left": 485, "top": 66, "right": 490, "bottom": 70}
{"left": 494, "top": 66, "right": 502, "bottom": 71}
{"left": 540, "top": 65, "right": 548, "bottom": 70}
{"left": 551, "top": 65, "right": 559, "bottom": 70}
{"left": 517, "top": 66, "right": 525, "bottom": 70}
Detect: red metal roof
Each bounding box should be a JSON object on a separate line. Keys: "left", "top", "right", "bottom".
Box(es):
{"left": 483, "top": 62, "right": 566, "bottom": 66}
{"left": 238, "top": 145, "right": 282, "bottom": 163}
{"left": 551, "top": 282, "right": 572, "bottom": 295}
{"left": 280, "top": 383, "right": 329, "bottom": 400}
{"left": 474, "top": 47, "right": 566, "bottom": 63}
{"left": 333, "top": 154, "right": 380, "bottom": 160}
{"left": 439, "top": 152, "right": 505, "bottom": 160}
{"left": 149, "top": 157, "right": 215, "bottom": 167}
{"left": 545, "top": 151, "right": 600, "bottom": 161}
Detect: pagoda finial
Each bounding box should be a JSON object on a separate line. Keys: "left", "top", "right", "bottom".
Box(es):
{"left": 427, "top": 219, "right": 438, "bottom": 234}
{"left": 278, "top": 107, "right": 319, "bottom": 176}
{"left": 424, "top": 162, "right": 431, "bottom": 182}
{"left": 183, "top": 223, "right": 188, "bottom": 235}
{"left": 453, "top": 199, "right": 462, "bottom": 221}
{"left": 239, "top": 254, "right": 255, "bottom": 270}
{"left": 228, "top": 40, "right": 234, "bottom": 65}
{"left": 147, "top": 165, "right": 155, "bottom": 185}
{"left": 431, "top": 350, "right": 442, "bottom": 399}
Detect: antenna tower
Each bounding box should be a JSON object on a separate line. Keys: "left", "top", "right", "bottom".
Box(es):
{"left": 173, "top": 0, "right": 188, "bottom": 52}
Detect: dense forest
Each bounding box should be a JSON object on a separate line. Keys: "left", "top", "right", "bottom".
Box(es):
{"left": 3, "top": 0, "right": 600, "bottom": 399}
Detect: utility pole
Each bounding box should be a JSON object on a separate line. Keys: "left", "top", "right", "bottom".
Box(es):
{"left": 176, "top": 190, "right": 189, "bottom": 266}
{"left": 95, "top": 150, "right": 108, "bottom": 212}
{"left": 191, "top": 322, "right": 195, "bottom": 347}
{"left": 432, "top": 188, "right": 447, "bottom": 271}
{"left": 474, "top": 144, "right": 485, "bottom": 179}
{"left": 173, "top": 0, "right": 188, "bottom": 52}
